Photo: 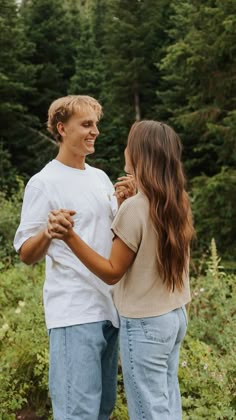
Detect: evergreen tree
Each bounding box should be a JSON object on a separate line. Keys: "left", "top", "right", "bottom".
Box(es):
{"left": 0, "top": 0, "right": 36, "bottom": 190}
{"left": 70, "top": 0, "right": 123, "bottom": 179}
{"left": 158, "top": 0, "right": 236, "bottom": 177}
{"left": 80, "top": 0, "right": 172, "bottom": 179}
{"left": 157, "top": 0, "right": 236, "bottom": 257}
{"left": 14, "top": 0, "right": 81, "bottom": 176}
{"left": 20, "top": 0, "right": 79, "bottom": 122}
{"left": 102, "top": 0, "right": 170, "bottom": 122}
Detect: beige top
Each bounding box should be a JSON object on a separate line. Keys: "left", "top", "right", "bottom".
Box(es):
{"left": 111, "top": 192, "right": 191, "bottom": 318}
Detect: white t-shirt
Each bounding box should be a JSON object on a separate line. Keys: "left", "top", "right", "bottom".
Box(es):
{"left": 14, "top": 160, "right": 119, "bottom": 329}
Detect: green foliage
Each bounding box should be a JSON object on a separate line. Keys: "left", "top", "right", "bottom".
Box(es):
{"left": 180, "top": 239, "right": 236, "bottom": 418}
{"left": 191, "top": 168, "right": 236, "bottom": 258}
{"left": 0, "top": 0, "right": 36, "bottom": 182}
{"left": 180, "top": 336, "right": 235, "bottom": 419}
{"left": 0, "top": 263, "right": 51, "bottom": 418}
{"left": 1, "top": 243, "right": 235, "bottom": 418}
{"left": 0, "top": 177, "right": 24, "bottom": 267}
{"left": 111, "top": 370, "right": 129, "bottom": 420}
{"left": 158, "top": 0, "right": 236, "bottom": 178}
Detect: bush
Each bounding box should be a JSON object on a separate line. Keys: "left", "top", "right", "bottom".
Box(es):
{"left": 0, "top": 241, "right": 235, "bottom": 419}
{"left": 0, "top": 262, "right": 51, "bottom": 418}
{"left": 191, "top": 168, "right": 236, "bottom": 260}
{"left": 0, "top": 177, "right": 24, "bottom": 268}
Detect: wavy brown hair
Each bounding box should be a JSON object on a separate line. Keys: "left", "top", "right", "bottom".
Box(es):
{"left": 127, "top": 120, "right": 195, "bottom": 291}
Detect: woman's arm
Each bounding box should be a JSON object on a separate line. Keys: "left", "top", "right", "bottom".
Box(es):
{"left": 64, "top": 230, "right": 135, "bottom": 285}
{"left": 47, "top": 210, "right": 135, "bottom": 285}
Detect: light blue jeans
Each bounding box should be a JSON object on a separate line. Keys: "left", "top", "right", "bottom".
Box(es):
{"left": 120, "top": 307, "right": 188, "bottom": 420}
{"left": 48, "top": 321, "right": 119, "bottom": 420}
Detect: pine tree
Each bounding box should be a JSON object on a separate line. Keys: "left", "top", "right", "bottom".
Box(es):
{"left": 157, "top": 0, "right": 236, "bottom": 177}
{"left": 0, "top": 0, "right": 35, "bottom": 190}
{"left": 83, "top": 0, "right": 172, "bottom": 179}
{"left": 14, "top": 0, "right": 81, "bottom": 177}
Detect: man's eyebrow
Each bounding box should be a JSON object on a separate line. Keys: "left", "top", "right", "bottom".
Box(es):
{"left": 82, "top": 119, "right": 98, "bottom": 123}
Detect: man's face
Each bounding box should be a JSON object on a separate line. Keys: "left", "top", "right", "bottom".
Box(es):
{"left": 58, "top": 109, "right": 99, "bottom": 157}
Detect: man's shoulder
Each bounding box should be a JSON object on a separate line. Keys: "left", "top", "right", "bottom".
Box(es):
{"left": 26, "top": 161, "right": 55, "bottom": 189}
{"left": 86, "top": 164, "right": 111, "bottom": 183}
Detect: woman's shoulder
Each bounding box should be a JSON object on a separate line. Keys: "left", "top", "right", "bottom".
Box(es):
{"left": 121, "top": 192, "right": 148, "bottom": 211}
{"left": 117, "top": 193, "right": 149, "bottom": 223}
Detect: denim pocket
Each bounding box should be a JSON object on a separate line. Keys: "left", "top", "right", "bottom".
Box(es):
{"left": 141, "top": 313, "right": 177, "bottom": 343}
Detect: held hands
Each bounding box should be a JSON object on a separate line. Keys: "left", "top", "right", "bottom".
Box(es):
{"left": 45, "top": 176, "right": 136, "bottom": 240}
{"left": 114, "top": 175, "right": 137, "bottom": 206}
{"left": 46, "top": 209, "right": 76, "bottom": 240}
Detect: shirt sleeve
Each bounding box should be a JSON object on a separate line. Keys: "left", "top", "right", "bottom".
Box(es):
{"left": 111, "top": 199, "right": 142, "bottom": 252}
{"left": 13, "top": 182, "right": 51, "bottom": 252}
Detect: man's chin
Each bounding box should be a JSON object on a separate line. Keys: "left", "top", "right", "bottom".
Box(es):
{"left": 85, "top": 147, "right": 95, "bottom": 156}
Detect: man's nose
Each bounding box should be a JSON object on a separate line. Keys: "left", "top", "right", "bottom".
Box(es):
{"left": 91, "top": 126, "right": 99, "bottom": 136}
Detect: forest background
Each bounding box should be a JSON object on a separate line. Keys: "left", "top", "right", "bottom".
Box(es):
{"left": 0, "top": 0, "right": 235, "bottom": 419}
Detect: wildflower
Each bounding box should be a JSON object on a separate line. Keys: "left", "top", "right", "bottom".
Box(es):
{"left": 18, "top": 300, "right": 26, "bottom": 307}
{"left": 194, "top": 291, "right": 198, "bottom": 296}
{"left": 1, "top": 323, "right": 9, "bottom": 332}
{"left": 181, "top": 361, "right": 187, "bottom": 367}
{"left": 200, "top": 288, "right": 205, "bottom": 292}
{"left": 15, "top": 307, "right": 21, "bottom": 314}
{"left": 204, "top": 364, "right": 208, "bottom": 370}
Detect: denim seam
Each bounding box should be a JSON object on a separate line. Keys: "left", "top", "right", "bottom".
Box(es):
{"left": 127, "top": 320, "right": 146, "bottom": 419}
{"left": 180, "top": 307, "right": 188, "bottom": 326}
{"left": 65, "top": 328, "right": 71, "bottom": 420}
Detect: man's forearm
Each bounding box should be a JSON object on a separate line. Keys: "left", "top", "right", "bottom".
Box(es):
{"left": 19, "top": 229, "right": 52, "bottom": 265}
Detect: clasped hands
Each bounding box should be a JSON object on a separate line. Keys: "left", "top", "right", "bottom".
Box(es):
{"left": 114, "top": 174, "right": 136, "bottom": 205}
{"left": 46, "top": 175, "right": 136, "bottom": 239}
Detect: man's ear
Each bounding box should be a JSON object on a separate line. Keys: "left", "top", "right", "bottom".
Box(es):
{"left": 57, "top": 121, "right": 66, "bottom": 138}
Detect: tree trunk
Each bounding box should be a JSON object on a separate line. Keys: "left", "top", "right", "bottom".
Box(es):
{"left": 134, "top": 90, "right": 141, "bottom": 121}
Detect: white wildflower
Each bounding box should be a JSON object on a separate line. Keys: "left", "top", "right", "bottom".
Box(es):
{"left": 15, "top": 307, "right": 21, "bottom": 314}
{"left": 1, "top": 323, "right": 9, "bottom": 332}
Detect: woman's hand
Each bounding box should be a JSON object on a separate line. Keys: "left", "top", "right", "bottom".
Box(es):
{"left": 46, "top": 209, "right": 76, "bottom": 239}
{"left": 114, "top": 175, "right": 137, "bottom": 207}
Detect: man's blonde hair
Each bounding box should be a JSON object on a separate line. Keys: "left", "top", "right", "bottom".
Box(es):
{"left": 47, "top": 95, "right": 103, "bottom": 142}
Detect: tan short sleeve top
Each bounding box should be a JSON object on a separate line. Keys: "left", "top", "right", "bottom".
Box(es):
{"left": 111, "top": 192, "right": 191, "bottom": 318}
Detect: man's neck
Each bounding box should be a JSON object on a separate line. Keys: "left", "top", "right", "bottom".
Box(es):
{"left": 55, "top": 151, "right": 86, "bottom": 170}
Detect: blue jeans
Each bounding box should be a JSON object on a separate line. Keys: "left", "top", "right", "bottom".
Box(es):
{"left": 120, "top": 307, "right": 188, "bottom": 420}
{"left": 48, "top": 321, "right": 119, "bottom": 420}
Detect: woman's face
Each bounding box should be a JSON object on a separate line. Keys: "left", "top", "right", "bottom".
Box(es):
{"left": 124, "top": 147, "right": 134, "bottom": 175}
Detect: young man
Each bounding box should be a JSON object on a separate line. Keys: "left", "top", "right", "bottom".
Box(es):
{"left": 14, "top": 95, "right": 131, "bottom": 419}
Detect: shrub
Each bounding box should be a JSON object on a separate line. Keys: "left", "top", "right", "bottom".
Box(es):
{"left": 0, "top": 177, "right": 24, "bottom": 268}
{"left": 0, "top": 241, "right": 235, "bottom": 418}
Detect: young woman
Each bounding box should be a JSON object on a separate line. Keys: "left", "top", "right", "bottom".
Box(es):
{"left": 48, "top": 120, "right": 195, "bottom": 420}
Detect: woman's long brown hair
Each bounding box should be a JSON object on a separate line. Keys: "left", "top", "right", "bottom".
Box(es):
{"left": 127, "top": 120, "right": 195, "bottom": 292}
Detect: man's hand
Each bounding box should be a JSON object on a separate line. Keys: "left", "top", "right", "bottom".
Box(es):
{"left": 47, "top": 209, "right": 76, "bottom": 239}
{"left": 114, "top": 175, "right": 137, "bottom": 207}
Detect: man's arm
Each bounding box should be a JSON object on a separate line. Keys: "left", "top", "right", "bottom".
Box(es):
{"left": 19, "top": 209, "right": 74, "bottom": 265}
{"left": 19, "top": 228, "right": 52, "bottom": 265}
